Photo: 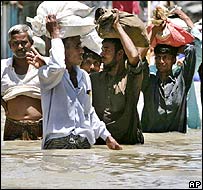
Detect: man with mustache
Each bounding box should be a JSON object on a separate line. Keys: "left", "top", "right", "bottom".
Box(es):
{"left": 90, "top": 10, "right": 147, "bottom": 144}
{"left": 26, "top": 14, "right": 122, "bottom": 150}
{"left": 1, "top": 24, "right": 43, "bottom": 140}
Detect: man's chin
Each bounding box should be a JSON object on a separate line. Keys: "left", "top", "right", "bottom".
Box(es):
{"left": 14, "top": 54, "right": 26, "bottom": 59}
{"left": 157, "top": 66, "right": 167, "bottom": 71}
{"left": 74, "top": 61, "right": 82, "bottom": 66}
{"left": 103, "top": 61, "right": 116, "bottom": 69}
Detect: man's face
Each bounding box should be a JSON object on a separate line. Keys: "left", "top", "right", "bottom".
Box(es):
{"left": 81, "top": 57, "right": 101, "bottom": 73}
{"left": 9, "top": 32, "right": 32, "bottom": 58}
{"left": 155, "top": 53, "right": 176, "bottom": 73}
{"left": 64, "top": 36, "right": 84, "bottom": 66}
{"left": 101, "top": 41, "right": 117, "bottom": 66}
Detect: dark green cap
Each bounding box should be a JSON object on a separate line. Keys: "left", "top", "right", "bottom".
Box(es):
{"left": 154, "top": 44, "right": 178, "bottom": 56}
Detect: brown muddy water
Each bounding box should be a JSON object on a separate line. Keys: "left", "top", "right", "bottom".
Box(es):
{"left": 1, "top": 82, "right": 202, "bottom": 189}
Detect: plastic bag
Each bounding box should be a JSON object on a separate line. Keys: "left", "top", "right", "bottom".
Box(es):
{"left": 26, "top": 1, "right": 96, "bottom": 38}
{"left": 148, "top": 5, "right": 194, "bottom": 47}
{"left": 147, "top": 20, "right": 194, "bottom": 47}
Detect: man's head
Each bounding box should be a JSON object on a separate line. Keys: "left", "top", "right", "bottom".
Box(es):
{"left": 81, "top": 47, "right": 102, "bottom": 73}
{"left": 8, "top": 24, "right": 34, "bottom": 58}
{"left": 62, "top": 35, "right": 84, "bottom": 66}
{"left": 101, "top": 38, "right": 127, "bottom": 69}
{"left": 154, "top": 44, "right": 178, "bottom": 73}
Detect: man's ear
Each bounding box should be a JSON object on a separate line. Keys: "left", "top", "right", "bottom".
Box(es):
{"left": 30, "top": 39, "right": 34, "bottom": 46}
{"left": 116, "top": 49, "right": 124, "bottom": 59}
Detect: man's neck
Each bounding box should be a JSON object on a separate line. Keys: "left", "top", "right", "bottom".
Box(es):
{"left": 159, "top": 71, "right": 171, "bottom": 82}
{"left": 13, "top": 57, "right": 29, "bottom": 75}
{"left": 67, "top": 66, "right": 78, "bottom": 88}
{"left": 106, "top": 60, "right": 125, "bottom": 76}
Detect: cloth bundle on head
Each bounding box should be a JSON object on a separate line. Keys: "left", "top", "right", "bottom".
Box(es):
{"left": 81, "top": 28, "right": 102, "bottom": 55}
{"left": 147, "top": 5, "right": 194, "bottom": 47}
{"left": 33, "top": 36, "right": 45, "bottom": 55}
{"left": 26, "top": 1, "right": 96, "bottom": 38}
{"left": 94, "top": 8, "right": 149, "bottom": 47}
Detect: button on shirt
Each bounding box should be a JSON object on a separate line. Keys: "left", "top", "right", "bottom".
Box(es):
{"left": 38, "top": 38, "right": 110, "bottom": 148}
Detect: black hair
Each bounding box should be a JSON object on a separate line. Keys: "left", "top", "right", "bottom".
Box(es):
{"left": 8, "top": 24, "right": 34, "bottom": 44}
{"left": 102, "top": 38, "right": 127, "bottom": 60}
{"left": 83, "top": 47, "right": 101, "bottom": 63}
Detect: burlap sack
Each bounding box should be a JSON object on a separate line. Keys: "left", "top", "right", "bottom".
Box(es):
{"left": 95, "top": 8, "right": 149, "bottom": 47}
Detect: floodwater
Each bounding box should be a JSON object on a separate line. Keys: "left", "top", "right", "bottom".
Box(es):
{"left": 1, "top": 82, "right": 202, "bottom": 189}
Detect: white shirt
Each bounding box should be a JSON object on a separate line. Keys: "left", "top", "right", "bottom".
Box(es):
{"left": 1, "top": 57, "right": 41, "bottom": 101}
{"left": 39, "top": 38, "right": 110, "bottom": 147}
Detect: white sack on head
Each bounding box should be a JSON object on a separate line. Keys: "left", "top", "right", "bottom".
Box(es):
{"left": 81, "top": 29, "right": 103, "bottom": 55}
{"left": 26, "top": 1, "right": 96, "bottom": 38}
{"left": 33, "top": 36, "right": 46, "bottom": 55}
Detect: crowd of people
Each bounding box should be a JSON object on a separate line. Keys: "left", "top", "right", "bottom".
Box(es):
{"left": 1, "top": 1, "right": 202, "bottom": 151}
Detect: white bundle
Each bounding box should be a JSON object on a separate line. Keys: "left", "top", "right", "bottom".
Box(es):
{"left": 33, "top": 36, "right": 46, "bottom": 55}
{"left": 81, "top": 28, "right": 103, "bottom": 55}
{"left": 26, "top": 1, "right": 96, "bottom": 38}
